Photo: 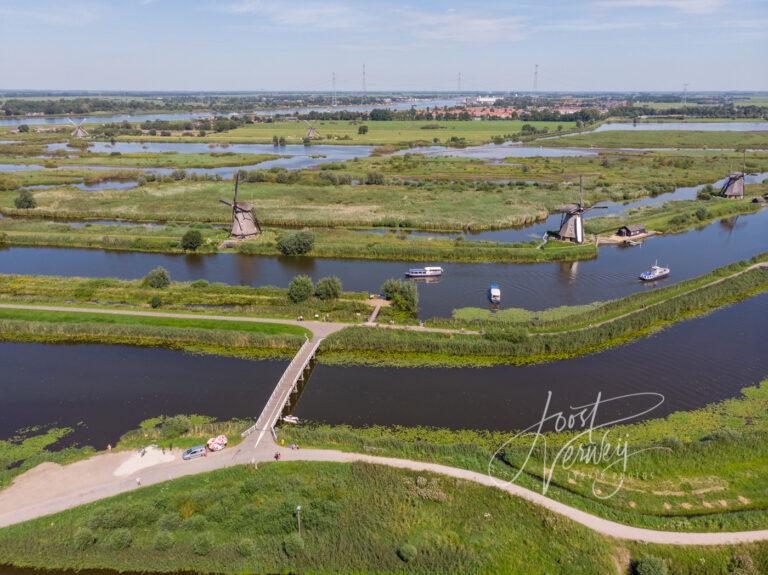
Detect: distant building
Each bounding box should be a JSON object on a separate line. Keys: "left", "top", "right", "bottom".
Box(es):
{"left": 475, "top": 96, "right": 500, "bottom": 105}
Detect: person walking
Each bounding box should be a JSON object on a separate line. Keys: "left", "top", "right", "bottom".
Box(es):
{"left": 135, "top": 477, "right": 142, "bottom": 487}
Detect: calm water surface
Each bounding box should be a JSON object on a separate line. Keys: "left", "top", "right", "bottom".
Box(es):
{"left": 295, "top": 293, "right": 768, "bottom": 431}
{"left": 0, "top": 342, "right": 286, "bottom": 448}
{"left": 595, "top": 122, "right": 768, "bottom": 132}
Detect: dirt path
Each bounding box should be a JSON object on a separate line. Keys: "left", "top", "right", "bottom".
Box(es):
{"left": 1, "top": 438, "right": 768, "bottom": 545}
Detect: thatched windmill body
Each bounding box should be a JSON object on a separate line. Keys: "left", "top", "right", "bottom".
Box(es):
{"left": 555, "top": 177, "right": 607, "bottom": 244}
{"left": 303, "top": 120, "right": 320, "bottom": 140}
{"left": 67, "top": 118, "right": 89, "bottom": 138}
{"left": 720, "top": 173, "right": 745, "bottom": 199}
{"left": 219, "top": 173, "right": 261, "bottom": 239}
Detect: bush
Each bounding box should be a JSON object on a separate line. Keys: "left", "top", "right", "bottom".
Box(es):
{"left": 695, "top": 207, "right": 710, "bottom": 221}
{"left": 282, "top": 532, "right": 305, "bottom": 557}
{"left": 192, "top": 532, "right": 214, "bottom": 556}
{"left": 18, "top": 124, "right": 29, "bottom": 132}
{"left": 191, "top": 279, "right": 209, "bottom": 288}
{"left": 157, "top": 512, "right": 182, "bottom": 531}
{"left": 397, "top": 543, "right": 418, "bottom": 562}
{"left": 0, "top": 232, "right": 7, "bottom": 246}
{"left": 73, "top": 527, "right": 96, "bottom": 550}
{"left": 315, "top": 276, "right": 342, "bottom": 300}
{"left": 14, "top": 190, "right": 36, "bottom": 209}
{"left": 697, "top": 184, "right": 715, "bottom": 200}
{"left": 181, "top": 229, "right": 204, "bottom": 251}
{"left": 153, "top": 530, "right": 174, "bottom": 551}
{"left": 365, "top": 171, "right": 385, "bottom": 185}
{"left": 277, "top": 231, "right": 315, "bottom": 256}
{"left": 150, "top": 295, "right": 162, "bottom": 308}
{"left": 236, "top": 537, "right": 256, "bottom": 557}
{"left": 633, "top": 555, "right": 668, "bottom": 575}
{"left": 381, "top": 278, "right": 419, "bottom": 315}
{"left": 358, "top": 125, "right": 369, "bottom": 135}
{"left": 106, "top": 528, "right": 133, "bottom": 550}
{"left": 143, "top": 267, "right": 171, "bottom": 289}
{"left": 729, "top": 553, "right": 758, "bottom": 575}
{"left": 288, "top": 275, "right": 314, "bottom": 303}
{"left": 161, "top": 415, "right": 191, "bottom": 438}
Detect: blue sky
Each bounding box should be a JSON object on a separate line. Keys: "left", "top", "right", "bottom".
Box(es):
{"left": 0, "top": 0, "right": 765, "bottom": 92}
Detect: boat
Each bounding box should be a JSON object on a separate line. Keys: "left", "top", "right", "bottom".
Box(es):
{"left": 639, "top": 260, "right": 670, "bottom": 281}
{"left": 281, "top": 415, "right": 300, "bottom": 424}
{"left": 405, "top": 266, "right": 443, "bottom": 278}
{"left": 624, "top": 239, "right": 642, "bottom": 247}
{"left": 488, "top": 283, "right": 501, "bottom": 304}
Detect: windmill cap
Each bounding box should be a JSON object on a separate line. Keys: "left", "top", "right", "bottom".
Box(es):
{"left": 235, "top": 201, "right": 253, "bottom": 211}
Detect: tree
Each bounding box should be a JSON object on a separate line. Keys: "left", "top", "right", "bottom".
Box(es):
{"left": 181, "top": 229, "right": 203, "bottom": 251}
{"left": 633, "top": 555, "right": 668, "bottom": 575}
{"left": 288, "top": 275, "right": 314, "bottom": 303}
{"left": 381, "top": 278, "right": 419, "bottom": 315}
{"left": 17, "top": 124, "right": 29, "bottom": 133}
{"left": 143, "top": 267, "right": 171, "bottom": 289}
{"left": 14, "top": 190, "right": 36, "bottom": 209}
{"left": 277, "top": 231, "right": 315, "bottom": 256}
{"left": 315, "top": 276, "right": 342, "bottom": 300}
{"left": 357, "top": 125, "right": 369, "bottom": 135}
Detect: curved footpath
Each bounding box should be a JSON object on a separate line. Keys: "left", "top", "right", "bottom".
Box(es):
{"left": 1, "top": 436, "right": 767, "bottom": 546}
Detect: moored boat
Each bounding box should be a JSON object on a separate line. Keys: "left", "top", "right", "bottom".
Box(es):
{"left": 405, "top": 266, "right": 443, "bottom": 278}
{"left": 488, "top": 283, "right": 501, "bottom": 304}
{"left": 639, "top": 260, "right": 670, "bottom": 281}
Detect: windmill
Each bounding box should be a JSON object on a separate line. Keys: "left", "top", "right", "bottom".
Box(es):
{"left": 720, "top": 172, "right": 745, "bottom": 199}
{"left": 67, "top": 118, "right": 89, "bottom": 138}
{"left": 554, "top": 177, "right": 607, "bottom": 244}
{"left": 303, "top": 120, "right": 320, "bottom": 140}
{"left": 219, "top": 173, "right": 261, "bottom": 239}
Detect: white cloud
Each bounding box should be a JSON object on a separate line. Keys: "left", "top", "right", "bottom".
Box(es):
{"left": 217, "top": 0, "right": 369, "bottom": 30}
{"left": 396, "top": 8, "right": 528, "bottom": 42}
{"left": 593, "top": 0, "right": 726, "bottom": 14}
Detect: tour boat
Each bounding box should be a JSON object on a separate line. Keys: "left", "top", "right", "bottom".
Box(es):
{"left": 639, "top": 260, "right": 670, "bottom": 282}
{"left": 488, "top": 283, "right": 501, "bottom": 304}
{"left": 405, "top": 266, "right": 443, "bottom": 278}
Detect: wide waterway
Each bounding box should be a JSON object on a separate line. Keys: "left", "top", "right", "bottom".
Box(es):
{"left": 0, "top": 342, "right": 286, "bottom": 448}
{"left": 0, "top": 207, "right": 766, "bottom": 318}
{"left": 295, "top": 292, "right": 768, "bottom": 432}
{"left": 594, "top": 121, "right": 768, "bottom": 132}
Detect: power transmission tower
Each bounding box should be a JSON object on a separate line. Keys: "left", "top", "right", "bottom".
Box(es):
{"left": 332, "top": 72, "right": 337, "bottom": 107}
{"left": 457, "top": 72, "right": 462, "bottom": 92}
{"left": 682, "top": 83, "right": 688, "bottom": 106}
{"left": 533, "top": 64, "right": 539, "bottom": 97}
{"left": 362, "top": 64, "right": 367, "bottom": 97}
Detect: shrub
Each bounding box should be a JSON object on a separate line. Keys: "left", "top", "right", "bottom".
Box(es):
{"left": 191, "top": 279, "right": 209, "bottom": 288}
{"left": 697, "top": 184, "right": 715, "bottom": 200}
{"left": 14, "top": 190, "right": 36, "bottom": 209}
{"left": 150, "top": 295, "right": 162, "bottom": 308}
{"left": 192, "top": 532, "right": 214, "bottom": 556}
{"left": 18, "top": 124, "right": 29, "bottom": 132}
{"left": 695, "top": 207, "right": 710, "bottom": 221}
{"left": 0, "top": 232, "right": 7, "bottom": 246}
{"left": 181, "top": 229, "right": 204, "bottom": 251}
{"left": 161, "top": 415, "right": 191, "bottom": 438}
{"left": 365, "top": 171, "right": 385, "bottom": 185}
{"left": 397, "top": 543, "right": 418, "bottom": 562}
{"left": 171, "top": 169, "right": 187, "bottom": 180}
{"left": 633, "top": 555, "right": 668, "bottom": 575}
{"left": 106, "top": 528, "right": 133, "bottom": 550}
{"left": 73, "top": 527, "right": 96, "bottom": 550}
{"left": 283, "top": 532, "right": 305, "bottom": 557}
{"left": 729, "top": 553, "right": 758, "bottom": 575}
{"left": 236, "top": 537, "right": 256, "bottom": 557}
{"left": 288, "top": 275, "right": 314, "bottom": 303}
{"left": 315, "top": 276, "right": 342, "bottom": 300}
{"left": 157, "top": 512, "right": 182, "bottom": 531}
{"left": 381, "top": 278, "right": 419, "bottom": 315}
{"left": 153, "top": 530, "right": 174, "bottom": 551}
{"left": 143, "top": 266, "right": 171, "bottom": 289}
{"left": 277, "top": 231, "right": 315, "bottom": 256}
{"left": 357, "top": 125, "right": 368, "bottom": 135}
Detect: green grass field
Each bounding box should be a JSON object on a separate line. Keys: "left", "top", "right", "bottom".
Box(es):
{"left": 540, "top": 130, "right": 768, "bottom": 149}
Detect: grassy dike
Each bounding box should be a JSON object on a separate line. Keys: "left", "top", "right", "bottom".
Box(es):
{"left": 0, "top": 219, "right": 596, "bottom": 263}
{"left": 281, "top": 379, "right": 768, "bottom": 535}
{"left": 320, "top": 256, "right": 768, "bottom": 367}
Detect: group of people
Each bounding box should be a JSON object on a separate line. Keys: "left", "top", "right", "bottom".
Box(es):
{"left": 273, "top": 444, "right": 300, "bottom": 460}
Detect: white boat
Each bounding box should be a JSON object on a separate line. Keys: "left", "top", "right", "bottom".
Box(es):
{"left": 281, "top": 415, "right": 300, "bottom": 424}
{"left": 639, "top": 260, "right": 670, "bottom": 281}
{"left": 405, "top": 266, "right": 443, "bottom": 278}
{"left": 488, "top": 283, "right": 501, "bottom": 304}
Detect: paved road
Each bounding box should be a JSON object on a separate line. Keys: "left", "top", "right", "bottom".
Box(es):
{"left": 1, "top": 437, "right": 768, "bottom": 546}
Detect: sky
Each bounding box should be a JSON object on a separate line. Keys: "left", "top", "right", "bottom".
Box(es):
{"left": 0, "top": 0, "right": 766, "bottom": 92}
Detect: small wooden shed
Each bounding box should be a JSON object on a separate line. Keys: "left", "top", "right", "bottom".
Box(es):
{"left": 617, "top": 224, "right": 647, "bottom": 237}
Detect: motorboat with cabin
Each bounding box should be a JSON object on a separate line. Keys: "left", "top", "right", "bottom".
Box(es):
{"left": 639, "top": 260, "right": 670, "bottom": 282}
{"left": 405, "top": 266, "right": 443, "bottom": 278}
{"left": 488, "top": 283, "right": 501, "bottom": 304}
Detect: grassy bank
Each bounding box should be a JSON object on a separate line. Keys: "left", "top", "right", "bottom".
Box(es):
{"left": 539, "top": 129, "right": 768, "bottom": 149}
{"left": 0, "top": 151, "right": 279, "bottom": 169}
{"left": 282, "top": 378, "right": 768, "bottom": 535}
{"left": 0, "top": 274, "right": 371, "bottom": 322}
{"left": 0, "top": 219, "right": 596, "bottom": 263}
{"left": 320, "top": 257, "right": 768, "bottom": 367}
